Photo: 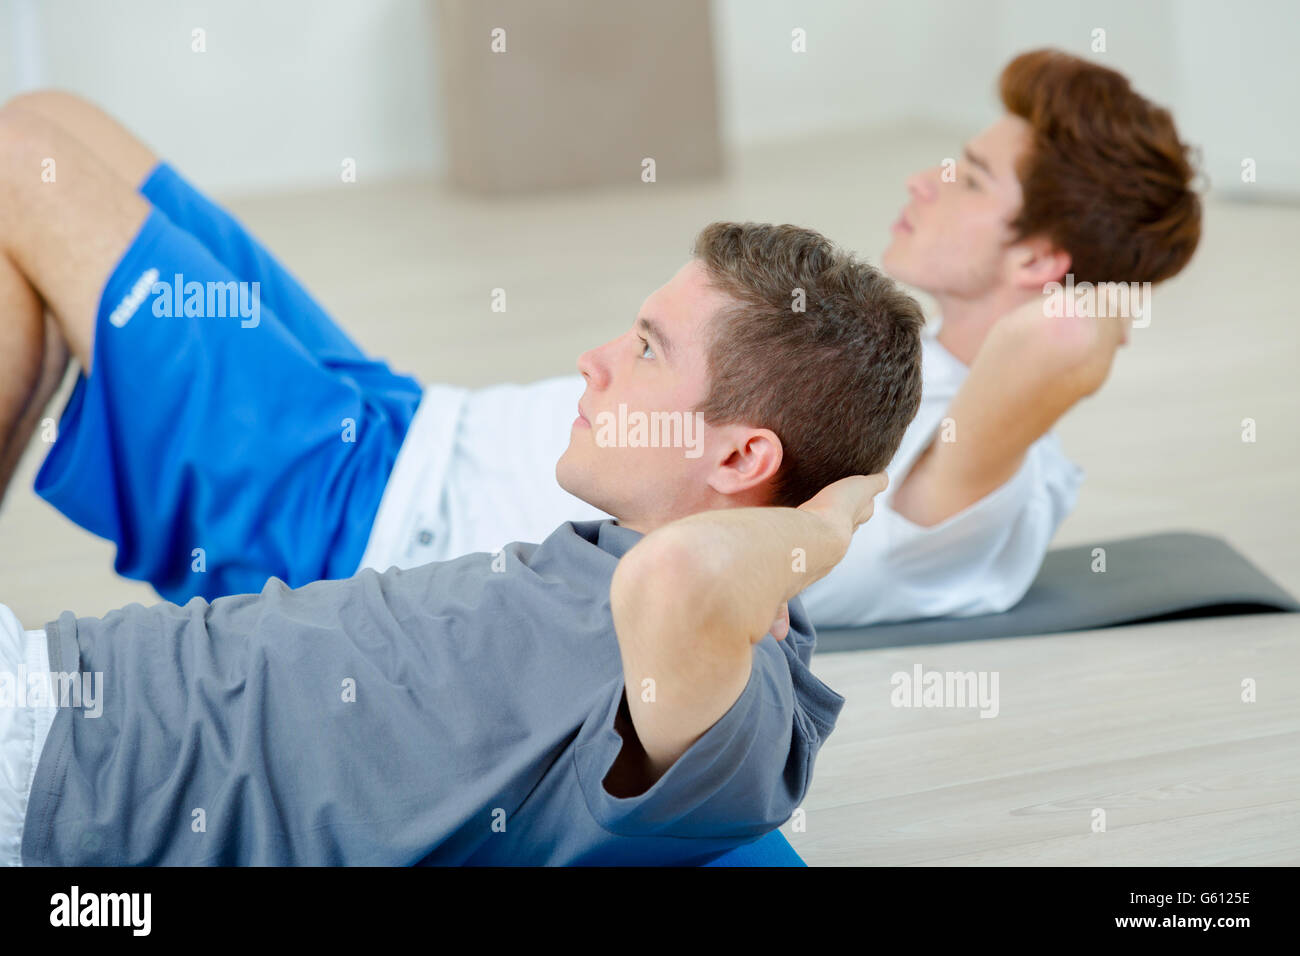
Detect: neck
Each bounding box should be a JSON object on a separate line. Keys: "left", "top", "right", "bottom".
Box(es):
{"left": 932, "top": 286, "right": 1037, "bottom": 366}
{"left": 613, "top": 517, "right": 650, "bottom": 535}
{"left": 613, "top": 486, "right": 770, "bottom": 537}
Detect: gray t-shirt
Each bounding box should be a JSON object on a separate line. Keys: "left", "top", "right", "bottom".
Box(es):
{"left": 23, "top": 520, "right": 845, "bottom": 865}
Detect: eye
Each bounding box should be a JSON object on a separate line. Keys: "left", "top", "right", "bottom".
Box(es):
{"left": 638, "top": 336, "right": 656, "bottom": 360}
{"left": 964, "top": 172, "right": 980, "bottom": 191}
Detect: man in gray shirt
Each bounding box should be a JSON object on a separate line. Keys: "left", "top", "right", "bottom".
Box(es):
{"left": 3, "top": 222, "right": 924, "bottom": 865}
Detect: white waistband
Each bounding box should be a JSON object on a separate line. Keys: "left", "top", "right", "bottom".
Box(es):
{"left": 0, "top": 612, "right": 57, "bottom": 867}
{"left": 356, "top": 383, "right": 470, "bottom": 575}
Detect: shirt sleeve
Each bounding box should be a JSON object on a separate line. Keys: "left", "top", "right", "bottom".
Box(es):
{"left": 798, "top": 432, "right": 1085, "bottom": 628}
{"left": 571, "top": 634, "right": 844, "bottom": 840}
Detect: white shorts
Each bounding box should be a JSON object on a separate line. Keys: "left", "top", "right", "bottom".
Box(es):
{"left": 360, "top": 375, "right": 609, "bottom": 573}
{"left": 437, "top": 375, "right": 610, "bottom": 561}
{"left": 0, "top": 603, "right": 57, "bottom": 867}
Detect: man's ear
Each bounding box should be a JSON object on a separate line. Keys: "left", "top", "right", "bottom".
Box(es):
{"left": 1007, "top": 235, "right": 1072, "bottom": 291}
{"left": 707, "top": 427, "right": 783, "bottom": 499}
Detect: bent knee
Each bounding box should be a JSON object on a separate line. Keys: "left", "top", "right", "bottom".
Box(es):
{"left": 0, "top": 108, "right": 59, "bottom": 186}
{"left": 0, "top": 90, "right": 157, "bottom": 188}
{"left": 2, "top": 89, "right": 92, "bottom": 123}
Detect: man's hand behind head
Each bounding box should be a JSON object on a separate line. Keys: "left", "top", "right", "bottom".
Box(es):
{"left": 761, "top": 473, "right": 888, "bottom": 644}
{"left": 998, "top": 291, "right": 1131, "bottom": 399}
{"left": 796, "top": 473, "right": 890, "bottom": 559}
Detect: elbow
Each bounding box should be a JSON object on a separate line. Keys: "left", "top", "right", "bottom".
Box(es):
{"left": 611, "top": 531, "right": 719, "bottom": 626}
{"left": 891, "top": 474, "right": 945, "bottom": 528}
{"left": 1040, "top": 314, "right": 1120, "bottom": 398}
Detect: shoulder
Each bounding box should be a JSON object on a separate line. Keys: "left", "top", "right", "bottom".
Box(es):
{"left": 920, "top": 329, "right": 968, "bottom": 397}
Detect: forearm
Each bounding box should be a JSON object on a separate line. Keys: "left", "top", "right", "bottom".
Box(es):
{"left": 647, "top": 506, "right": 846, "bottom": 638}
{"left": 892, "top": 367, "right": 1072, "bottom": 526}
{"left": 608, "top": 506, "right": 844, "bottom": 779}
{"left": 893, "top": 309, "right": 1116, "bottom": 527}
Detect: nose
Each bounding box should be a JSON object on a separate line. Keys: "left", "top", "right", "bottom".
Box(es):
{"left": 576, "top": 338, "right": 613, "bottom": 389}
{"left": 905, "top": 166, "right": 938, "bottom": 203}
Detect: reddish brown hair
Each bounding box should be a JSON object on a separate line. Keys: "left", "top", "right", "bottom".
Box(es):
{"left": 1000, "top": 49, "right": 1202, "bottom": 284}
{"left": 692, "top": 222, "right": 925, "bottom": 508}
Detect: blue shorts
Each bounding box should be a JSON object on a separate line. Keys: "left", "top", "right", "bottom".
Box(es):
{"left": 34, "top": 163, "right": 422, "bottom": 604}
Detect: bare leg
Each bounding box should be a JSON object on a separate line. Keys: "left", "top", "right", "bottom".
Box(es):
{"left": 4, "top": 90, "right": 159, "bottom": 190}
{"left": 0, "top": 106, "right": 152, "bottom": 373}
{"left": 0, "top": 314, "right": 67, "bottom": 507}
{"left": 0, "top": 108, "right": 152, "bottom": 516}
{"left": 0, "top": 252, "right": 48, "bottom": 505}
{"left": 0, "top": 92, "right": 158, "bottom": 504}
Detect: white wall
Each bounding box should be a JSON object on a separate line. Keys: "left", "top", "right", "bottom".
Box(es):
{"left": 709, "top": 0, "right": 998, "bottom": 142}
{"left": 712, "top": 0, "right": 1300, "bottom": 196}
{"left": 1172, "top": 0, "right": 1300, "bottom": 198}
{"left": 2, "top": 0, "right": 443, "bottom": 194}
{"left": 4, "top": 0, "right": 1297, "bottom": 196}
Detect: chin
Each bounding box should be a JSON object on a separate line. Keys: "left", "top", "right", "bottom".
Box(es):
{"left": 881, "top": 241, "right": 905, "bottom": 277}
{"left": 556, "top": 454, "right": 600, "bottom": 510}
{"left": 880, "top": 242, "right": 908, "bottom": 277}
{"left": 882, "top": 250, "right": 930, "bottom": 293}
{"left": 555, "top": 451, "right": 578, "bottom": 496}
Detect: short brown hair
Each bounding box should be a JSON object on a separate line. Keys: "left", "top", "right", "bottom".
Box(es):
{"left": 1000, "top": 48, "right": 1202, "bottom": 284}
{"left": 692, "top": 222, "right": 925, "bottom": 508}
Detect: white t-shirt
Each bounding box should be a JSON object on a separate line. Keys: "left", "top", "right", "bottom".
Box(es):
{"left": 797, "top": 326, "right": 1085, "bottom": 627}
{"left": 359, "top": 326, "right": 1085, "bottom": 628}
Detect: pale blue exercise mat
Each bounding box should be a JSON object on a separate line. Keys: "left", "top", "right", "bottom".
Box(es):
{"left": 817, "top": 532, "right": 1299, "bottom": 653}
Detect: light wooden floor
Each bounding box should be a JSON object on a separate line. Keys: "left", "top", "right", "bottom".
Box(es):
{"left": 1, "top": 124, "right": 1296, "bottom": 864}
{"left": 799, "top": 614, "right": 1299, "bottom": 865}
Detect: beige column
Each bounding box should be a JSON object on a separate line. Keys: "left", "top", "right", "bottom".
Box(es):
{"left": 435, "top": 0, "right": 724, "bottom": 194}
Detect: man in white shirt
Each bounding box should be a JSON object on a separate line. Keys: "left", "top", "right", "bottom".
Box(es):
{"left": 356, "top": 47, "right": 1202, "bottom": 627}
{"left": 0, "top": 49, "right": 1200, "bottom": 628}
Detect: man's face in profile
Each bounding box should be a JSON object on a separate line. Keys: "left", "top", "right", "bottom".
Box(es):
{"left": 555, "top": 259, "right": 739, "bottom": 525}
{"left": 882, "top": 113, "right": 1032, "bottom": 299}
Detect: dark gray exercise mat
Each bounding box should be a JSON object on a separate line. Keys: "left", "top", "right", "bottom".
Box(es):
{"left": 816, "top": 532, "right": 1300, "bottom": 653}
